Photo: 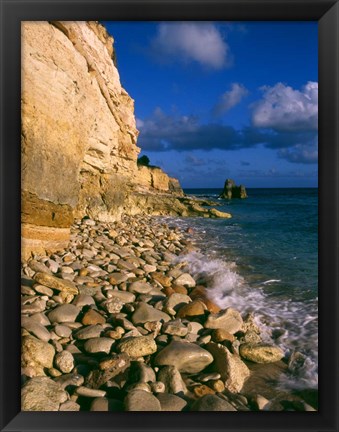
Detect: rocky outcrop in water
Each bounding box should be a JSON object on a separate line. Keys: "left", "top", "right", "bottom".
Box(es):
{"left": 219, "top": 179, "right": 247, "bottom": 199}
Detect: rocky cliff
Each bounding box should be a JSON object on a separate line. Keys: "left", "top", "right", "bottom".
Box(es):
{"left": 21, "top": 21, "right": 229, "bottom": 260}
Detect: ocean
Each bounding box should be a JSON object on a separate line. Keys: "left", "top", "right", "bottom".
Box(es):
{"left": 166, "top": 188, "right": 318, "bottom": 391}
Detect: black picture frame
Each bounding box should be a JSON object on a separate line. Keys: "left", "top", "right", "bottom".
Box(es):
{"left": 0, "top": 0, "right": 338, "bottom": 431}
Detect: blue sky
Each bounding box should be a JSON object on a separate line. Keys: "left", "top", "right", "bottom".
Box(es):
{"left": 103, "top": 21, "right": 318, "bottom": 188}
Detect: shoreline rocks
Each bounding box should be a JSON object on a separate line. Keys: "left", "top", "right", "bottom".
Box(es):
{"left": 219, "top": 179, "right": 247, "bottom": 199}
{"left": 20, "top": 214, "right": 316, "bottom": 411}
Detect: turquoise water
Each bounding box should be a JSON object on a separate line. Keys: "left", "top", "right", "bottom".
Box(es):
{"left": 168, "top": 188, "right": 318, "bottom": 389}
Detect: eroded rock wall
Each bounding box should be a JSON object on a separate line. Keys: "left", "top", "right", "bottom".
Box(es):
{"left": 21, "top": 21, "right": 185, "bottom": 260}
{"left": 21, "top": 21, "right": 141, "bottom": 258}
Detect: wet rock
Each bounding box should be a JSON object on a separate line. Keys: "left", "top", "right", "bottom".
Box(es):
{"left": 242, "top": 330, "right": 262, "bottom": 344}
{"left": 212, "top": 329, "right": 235, "bottom": 343}
{"left": 164, "top": 293, "right": 191, "bottom": 315}
{"left": 239, "top": 343, "right": 284, "bottom": 364}
{"left": 189, "top": 287, "right": 221, "bottom": 314}
{"left": 171, "top": 284, "right": 188, "bottom": 295}
{"left": 204, "top": 308, "right": 243, "bottom": 334}
{"left": 124, "top": 390, "right": 161, "bottom": 411}
{"left": 21, "top": 377, "right": 68, "bottom": 411}
{"left": 174, "top": 273, "right": 196, "bottom": 288}
{"left": 151, "top": 272, "right": 172, "bottom": 288}
{"left": 154, "top": 340, "right": 213, "bottom": 373}
{"left": 208, "top": 208, "right": 232, "bottom": 218}
{"left": 177, "top": 299, "right": 207, "bottom": 319}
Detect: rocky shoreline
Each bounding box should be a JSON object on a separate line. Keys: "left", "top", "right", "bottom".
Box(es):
{"left": 21, "top": 215, "right": 317, "bottom": 411}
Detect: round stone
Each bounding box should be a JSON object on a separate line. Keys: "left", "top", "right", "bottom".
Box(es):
{"left": 156, "top": 393, "right": 187, "bottom": 411}
{"left": 177, "top": 300, "right": 206, "bottom": 319}
{"left": 84, "top": 337, "right": 114, "bottom": 354}
{"left": 74, "top": 324, "right": 103, "bottom": 340}
{"left": 48, "top": 304, "right": 80, "bottom": 323}
{"left": 117, "top": 335, "right": 157, "bottom": 358}
{"left": 239, "top": 343, "right": 285, "bottom": 363}
{"left": 204, "top": 308, "right": 243, "bottom": 334}
{"left": 54, "top": 325, "right": 72, "bottom": 338}
{"left": 154, "top": 340, "right": 213, "bottom": 373}
{"left": 191, "top": 394, "right": 237, "bottom": 411}
{"left": 21, "top": 321, "right": 51, "bottom": 342}
{"left": 174, "top": 273, "right": 196, "bottom": 288}
{"left": 54, "top": 350, "right": 74, "bottom": 373}
{"left": 124, "top": 390, "right": 161, "bottom": 411}
{"left": 131, "top": 303, "right": 171, "bottom": 324}
{"left": 81, "top": 309, "right": 106, "bottom": 325}
{"left": 128, "top": 281, "right": 153, "bottom": 294}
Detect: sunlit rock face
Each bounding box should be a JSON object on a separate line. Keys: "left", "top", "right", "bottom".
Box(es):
{"left": 21, "top": 21, "right": 197, "bottom": 260}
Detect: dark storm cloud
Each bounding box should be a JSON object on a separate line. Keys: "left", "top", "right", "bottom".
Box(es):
{"left": 137, "top": 108, "right": 318, "bottom": 164}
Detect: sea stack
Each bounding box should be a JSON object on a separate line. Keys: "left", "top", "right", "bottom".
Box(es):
{"left": 219, "top": 179, "right": 247, "bottom": 199}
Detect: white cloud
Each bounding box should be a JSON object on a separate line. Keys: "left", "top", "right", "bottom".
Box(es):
{"left": 213, "top": 83, "right": 248, "bottom": 116}
{"left": 150, "top": 22, "right": 230, "bottom": 69}
{"left": 252, "top": 81, "right": 318, "bottom": 131}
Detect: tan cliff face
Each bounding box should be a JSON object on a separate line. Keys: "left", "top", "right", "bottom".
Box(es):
{"left": 21, "top": 21, "right": 185, "bottom": 259}
{"left": 21, "top": 21, "right": 230, "bottom": 260}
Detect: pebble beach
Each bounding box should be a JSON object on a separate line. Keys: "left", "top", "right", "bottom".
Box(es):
{"left": 21, "top": 214, "right": 317, "bottom": 412}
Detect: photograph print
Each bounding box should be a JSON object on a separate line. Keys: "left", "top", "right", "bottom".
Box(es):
{"left": 21, "top": 20, "right": 318, "bottom": 412}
